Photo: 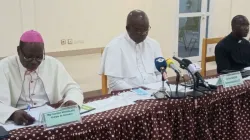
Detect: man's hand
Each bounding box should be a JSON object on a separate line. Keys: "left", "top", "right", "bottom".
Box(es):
{"left": 61, "top": 100, "right": 77, "bottom": 107}
{"left": 9, "top": 110, "right": 35, "bottom": 125}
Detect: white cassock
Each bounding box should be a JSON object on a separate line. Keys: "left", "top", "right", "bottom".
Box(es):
{"left": 100, "top": 33, "right": 163, "bottom": 92}
{"left": 0, "top": 55, "right": 83, "bottom": 124}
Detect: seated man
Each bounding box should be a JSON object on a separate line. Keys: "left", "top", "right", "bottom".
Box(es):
{"left": 0, "top": 30, "right": 83, "bottom": 125}
{"left": 100, "top": 10, "right": 163, "bottom": 92}
{"left": 215, "top": 15, "right": 250, "bottom": 74}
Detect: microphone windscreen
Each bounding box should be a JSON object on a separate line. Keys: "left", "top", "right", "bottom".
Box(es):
{"left": 182, "top": 59, "right": 192, "bottom": 65}
{"left": 187, "top": 64, "right": 198, "bottom": 74}
{"left": 155, "top": 57, "right": 167, "bottom": 72}
{"left": 166, "top": 58, "right": 174, "bottom": 67}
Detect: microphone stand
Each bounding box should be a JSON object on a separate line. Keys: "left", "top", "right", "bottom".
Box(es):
{"left": 172, "top": 56, "right": 207, "bottom": 97}
{"left": 175, "top": 70, "right": 180, "bottom": 96}
{"left": 153, "top": 68, "right": 170, "bottom": 98}
{"left": 178, "top": 64, "right": 199, "bottom": 97}
{"left": 161, "top": 71, "right": 165, "bottom": 92}
{"left": 195, "top": 76, "right": 214, "bottom": 92}
{"left": 160, "top": 68, "right": 169, "bottom": 98}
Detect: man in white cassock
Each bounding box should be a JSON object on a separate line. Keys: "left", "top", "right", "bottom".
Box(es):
{"left": 0, "top": 30, "right": 83, "bottom": 125}
{"left": 100, "top": 10, "right": 164, "bottom": 92}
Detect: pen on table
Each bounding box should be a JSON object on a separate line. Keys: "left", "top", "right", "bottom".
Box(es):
{"left": 27, "top": 104, "right": 31, "bottom": 112}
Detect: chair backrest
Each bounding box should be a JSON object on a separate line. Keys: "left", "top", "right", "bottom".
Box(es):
{"left": 101, "top": 48, "right": 108, "bottom": 95}
{"left": 201, "top": 37, "right": 223, "bottom": 77}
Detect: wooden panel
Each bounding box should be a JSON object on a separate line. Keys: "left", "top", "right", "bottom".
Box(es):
{"left": 206, "top": 56, "right": 215, "bottom": 62}
{"left": 201, "top": 37, "right": 223, "bottom": 77}
{"left": 100, "top": 48, "right": 108, "bottom": 95}
{"left": 206, "top": 37, "right": 224, "bottom": 44}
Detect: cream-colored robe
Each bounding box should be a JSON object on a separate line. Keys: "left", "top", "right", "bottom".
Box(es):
{"left": 100, "top": 33, "right": 163, "bottom": 92}
{"left": 0, "top": 55, "right": 83, "bottom": 124}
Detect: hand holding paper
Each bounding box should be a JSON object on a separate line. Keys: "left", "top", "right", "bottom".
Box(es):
{"left": 9, "top": 110, "right": 35, "bottom": 126}
{"left": 61, "top": 100, "right": 77, "bottom": 107}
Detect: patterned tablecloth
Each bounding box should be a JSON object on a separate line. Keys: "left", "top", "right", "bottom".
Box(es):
{"left": 5, "top": 81, "right": 250, "bottom": 140}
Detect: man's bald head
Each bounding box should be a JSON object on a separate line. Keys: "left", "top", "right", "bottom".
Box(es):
{"left": 126, "top": 10, "right": 149, "bottom": 26}
{"left": 126, "top": 10, "right": 150, "bottom": 44}
{"left": 231, "top": 15, "right": 249, "bottom": 38}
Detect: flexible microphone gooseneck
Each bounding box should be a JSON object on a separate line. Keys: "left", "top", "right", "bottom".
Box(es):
{"left": 173, "top": 56, "right": 197, "bottom": 92}
{"left": 166, "top": 58, "right": 181, "bottom": 95}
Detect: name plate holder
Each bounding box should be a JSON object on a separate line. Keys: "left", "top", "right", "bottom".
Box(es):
{"left": 40, "top": 105, "right": 81, "bottom": 129}
{"left": 216, "top": 71, "right": 243, "bottom": 88}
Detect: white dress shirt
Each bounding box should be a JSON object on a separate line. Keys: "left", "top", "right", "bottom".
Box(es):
{"left": 100, "top": 33, "right": 163, "bottom": 92}
{"left": 16, "top": 58, "right": 49, "bottom": 109}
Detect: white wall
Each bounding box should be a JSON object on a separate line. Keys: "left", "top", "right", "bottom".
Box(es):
{"left": 231, "top": 0, "right": 250, "bottom": 39}
{"left": 208, "top": 0, "right": 232, "bottom": 38}
{"left": 0, "top": 1, "right": 22, "bottom": 56}
{"left": 0, "top": 0, "right": 249, "bottom": 91}
{"left": 0, "top": 0, "right": 239, "bottom": 57}
{"left": 0, "top": 0, "right": 178, "bottom": 58}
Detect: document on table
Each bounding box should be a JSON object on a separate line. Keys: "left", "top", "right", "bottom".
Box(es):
{"left": 0, "top": 105, "right": 54, "bottom": 131}
{"left": 81, "top": 90, "right": 154, "bottom": 116}
{"left": 143, "top": 82, "right": 193, "bottom": 92}
{"left": 205, "top": 78, "right": 219, "bottom": 85}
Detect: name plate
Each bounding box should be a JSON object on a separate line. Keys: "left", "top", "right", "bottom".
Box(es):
{"left": 42, "top": 105, "right": 81, "bottom": 128}
{"left": 217, "top": 71, "right": 243, "bottom": 88}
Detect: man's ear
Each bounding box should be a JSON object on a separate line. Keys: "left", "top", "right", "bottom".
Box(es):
{"left": 126, "top": 25, "right": 129, "bottom": 31}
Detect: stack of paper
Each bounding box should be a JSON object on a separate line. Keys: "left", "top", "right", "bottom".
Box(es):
{"left": 0, "top": 105, "right": 54, "bottom": 131}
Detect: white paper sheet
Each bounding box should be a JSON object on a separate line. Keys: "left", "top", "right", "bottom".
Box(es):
{"left": 206, "top": 75, "right": 250, "bottom": 83}
{"left": 0, "top": 105, "right": 54, "bottom": 131}
{"left": 0, "top": 121, "right": 40, "bottom": 131}
{"left": 244, "top": 67, "right": 250, "bottom": 71}
{"left": 82, "top": 96, "right": 134, "bottom": 116}
{"left": 205, "top": 78, "right": 218, "bottom": 85}
{"left": 25, "top": 105, "right": 54, "bottom": 121}
{"left": 81, "top": 91, "right": 154, "bottom": 116}
{"left": 143, "top": 82, "right": 193, "bottom": 92}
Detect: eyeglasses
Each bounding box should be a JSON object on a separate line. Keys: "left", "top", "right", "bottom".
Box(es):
{"left": 19, "top": 47, "right": 44, "bottom": 62}
{"left": 236, "top": 24, "right": 249, "bottom": 29}
{"left": 133, "top": 26, "right": 151, "bottom": 35}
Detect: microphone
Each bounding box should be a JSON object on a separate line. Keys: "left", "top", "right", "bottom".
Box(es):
{"left": 182, "top": 59, "right": 210, "bottom": 89}
{"left": 153, "top": 57, "right": 170, "bottom": 98}
{"left": 172, "top": 56, "right": 188, "bottom": 69}
{"left": 166, "top": 58, "right": 182, "bottom": 96}
{"left": 155, "top": 57, "right": 167, "bottom": 73}
{"left": 155, "top": 57, "right": 168, "bottom": 81}
{"left": 166, "top": 58, "right": 181, "bottom": 74}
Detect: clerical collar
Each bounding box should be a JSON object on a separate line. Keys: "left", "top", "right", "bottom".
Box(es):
{"left": 124, "top": 33, "right": 137, "bottom": 46}
{"left": 229, "top": 32, "right": 242, "bottom": 43}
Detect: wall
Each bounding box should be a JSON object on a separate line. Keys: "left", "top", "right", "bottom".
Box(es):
{"left": 0, "top": 0, "right": 177, "bottom": 58}
{"left": 0, "top": 1, "right": 22, "bottom": 56}
{"left": 0, "top": 0, "right": 238, "bottom": 57}
{"left": 208, "top": 0, "right": 232, "bottom": 38}
{"left": 0, "top": 0, "right": 249, "bottom": 91}
{"left": 231, "top": 0, "right": 250, "bottom": 40}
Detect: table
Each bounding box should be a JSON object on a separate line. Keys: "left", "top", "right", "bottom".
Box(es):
{"left": 5, "top": 80, "right": 250, "bottom": 140}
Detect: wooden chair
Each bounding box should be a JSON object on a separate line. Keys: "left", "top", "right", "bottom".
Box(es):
{"left": 101, "top": 48, "right": 108, "bottom": 95}
{"left": 201, "top": 37, "right": 223, "bottom": 77}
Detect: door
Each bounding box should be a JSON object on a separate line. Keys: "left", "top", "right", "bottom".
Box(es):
{"left": 175, "top": 0, "right": 211, "bottom": 61}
